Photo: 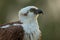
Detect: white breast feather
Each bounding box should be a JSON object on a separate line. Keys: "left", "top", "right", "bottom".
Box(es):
{"left": 21, "top": 20, "right": 41, "bottom": 40}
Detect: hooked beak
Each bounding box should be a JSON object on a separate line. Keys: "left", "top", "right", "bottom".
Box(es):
{"left": 35, "top": 9, "right": 43, "bottom": 14}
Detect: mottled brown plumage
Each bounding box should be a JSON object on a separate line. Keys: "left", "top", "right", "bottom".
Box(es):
{"left": 0, "top": 21, "right": 23, "bottom": 26}
{"left": 0, "top": 21, "right": 24, "bottom": 40}
{"left": 38, "top": 34, "right": 42, "bottom": 40}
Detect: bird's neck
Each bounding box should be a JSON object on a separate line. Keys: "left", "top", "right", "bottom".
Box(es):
{"left": 19, "top": 17, "right": 40, "bottom": 30}
{"left": 19, "top": 17, "right": 40, "bottom": 34}
{"left": 19, "top": 17, "right": 38, "bottom": 24}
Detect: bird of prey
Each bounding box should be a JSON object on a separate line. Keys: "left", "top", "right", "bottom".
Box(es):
{"left": 0, "top": 6, "right": 43, "bottom": 40}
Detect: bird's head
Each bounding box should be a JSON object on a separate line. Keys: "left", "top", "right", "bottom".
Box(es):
{"left": 19, "top": 6, "right": 43, "bottom": 23}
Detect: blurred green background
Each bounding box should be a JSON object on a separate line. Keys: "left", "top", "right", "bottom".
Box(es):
{"left": 0, "top": 0, "right": 60, "bottom": 40}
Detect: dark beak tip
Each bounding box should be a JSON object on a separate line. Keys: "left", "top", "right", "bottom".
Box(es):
{"left": 38, "top": 10, "right": 43, "bottom": 14}
{"left": 35, "top": 9, "right": 43, "bottom": 15}
{"left": 40, "top": 11, "right": 43, "bottom": 13}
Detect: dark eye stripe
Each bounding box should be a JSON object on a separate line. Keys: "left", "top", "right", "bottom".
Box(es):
{"left": 30, "top": 8, "right": 38, "bottom": 14}
{"left": 30, "top": 8, "right": 36, "bottom": 12}
{"left": 22, "top": 12, "right": 28, "bottom": 16}
{"left": 23, "top": 13, "right": 28, "bottom": 16}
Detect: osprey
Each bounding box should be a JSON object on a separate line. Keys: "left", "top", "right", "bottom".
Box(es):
{"left": 0, "top": 6, "right": 43, "bottom": 40}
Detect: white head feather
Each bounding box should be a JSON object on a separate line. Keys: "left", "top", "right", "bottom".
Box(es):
{"left": 19, "top": 6, "right": 41, "bottom": 23}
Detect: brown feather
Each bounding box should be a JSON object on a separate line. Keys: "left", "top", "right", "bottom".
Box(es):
{"left": 38, "top": 33, "right": 42, "bottom": 40}
{"left": 0, "top": 21, "right": 24, "bottom": 40}
{"left": 0, "top": 21, "right": 23, "bottom": 26}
